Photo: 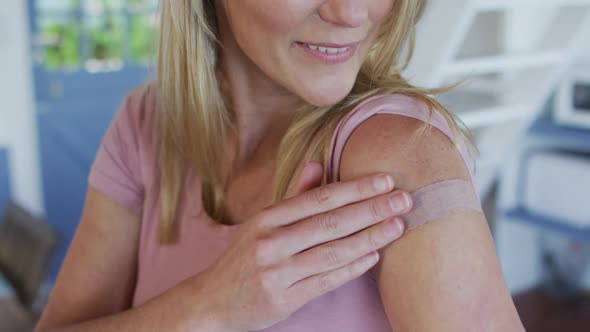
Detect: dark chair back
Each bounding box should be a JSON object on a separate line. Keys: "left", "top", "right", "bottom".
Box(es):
{"left": 0, "top": 202, "right": 59, "bottom": 311}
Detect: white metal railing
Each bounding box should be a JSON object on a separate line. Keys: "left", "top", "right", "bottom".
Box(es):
{"left": 406, "top": 0, "right": 590, "bottom": 198}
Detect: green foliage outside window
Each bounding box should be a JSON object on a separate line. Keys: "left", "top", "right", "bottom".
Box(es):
{"left": 38, "top": 0, "right": 157, "bottom": 71}
{"left": 130, "top": 14, "right": 157, "bottom": 63}
{"left": 87, "top": 15, "right": 124, "bottom": 61}
{"left": 43, "top": 21, "right": 81, "bottom": 70}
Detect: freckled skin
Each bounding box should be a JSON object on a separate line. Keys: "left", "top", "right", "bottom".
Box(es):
{"left": 219, "top": 0, "right": 395, "bottom": 107}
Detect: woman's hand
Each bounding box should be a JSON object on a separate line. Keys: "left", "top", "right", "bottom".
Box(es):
{"left": 192, "top": 162, "right": 413, "bottom": 332}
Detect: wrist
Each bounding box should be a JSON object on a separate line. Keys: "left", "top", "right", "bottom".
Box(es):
{"left": 188, "top": 274, "right": 234, "bottom": 332}
{"left": 191, "top": 308, "right": 228, "bottom": 332}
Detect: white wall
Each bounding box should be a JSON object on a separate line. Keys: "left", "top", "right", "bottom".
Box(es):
{"left": 0, "top": 1, "right": 44, "bottom": 215}
{"left": 496, "top": 10, "right": 590, "bottom": 293}
{"left": 580, "top": 25, "right": 590, "bottom": 63}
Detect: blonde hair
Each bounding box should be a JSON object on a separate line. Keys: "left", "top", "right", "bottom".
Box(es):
{"left": 157, "top": 0, "right": 474, "bottom": 243}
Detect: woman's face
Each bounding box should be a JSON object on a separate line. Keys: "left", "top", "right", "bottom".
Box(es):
{"left": 218, "top": 0, "right": 396, "bottom": 106}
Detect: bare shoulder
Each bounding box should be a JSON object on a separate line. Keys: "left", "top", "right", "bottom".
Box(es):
{"left": 337, "top": 108, "right": 524, "bottom": 331}
{"left": 340, "top": 112, "right": 471, "bottom": 192}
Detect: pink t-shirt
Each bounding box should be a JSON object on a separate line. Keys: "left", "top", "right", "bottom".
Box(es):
{"left": 89, "top": 86, "right": 478, "bottom": 331}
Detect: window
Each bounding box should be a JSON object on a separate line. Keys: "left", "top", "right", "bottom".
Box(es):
{"left": 35, "top": 0, "right": 159, "bottom": 71}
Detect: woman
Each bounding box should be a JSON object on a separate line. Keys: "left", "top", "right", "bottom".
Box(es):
{"left": 35, "top": 0, "right": 524, "bottom": 331}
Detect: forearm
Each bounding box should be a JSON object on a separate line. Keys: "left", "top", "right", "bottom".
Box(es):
{"left": 37, "top": 277, "right": 226, "bottom": 332}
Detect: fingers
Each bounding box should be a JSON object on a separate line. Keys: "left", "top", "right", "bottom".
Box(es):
{"left": 287, "top": 251, "right": 380, "bottom": 309}
{"left": 263, "top": 173, "right": 396, "bottom": 228}
{"left": 284, "top": 217, "right": 405, "bottom": 284}
{"left": 276, "top": 190, "right": 412, "bottom": 258}
{"left": 284, "top": 161, "right": 324, "bottom": 200}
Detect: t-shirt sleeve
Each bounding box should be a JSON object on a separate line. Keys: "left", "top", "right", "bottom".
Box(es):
{"left": 88, "top": 95, "right": 144, "bottom": 213}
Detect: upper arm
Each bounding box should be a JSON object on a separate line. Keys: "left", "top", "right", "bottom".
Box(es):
{"left": 35, "top": 188, "right": 141, "bottom": 331}
{"left": 36, "top": 92, "right": 148, "bottom": 330}
{"left": 340, "top": 114, "right": 523, "bottom": 331}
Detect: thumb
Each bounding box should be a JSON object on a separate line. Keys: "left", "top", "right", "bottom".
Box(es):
{"left": 285, "top": 161, "right": 324, "bottom": 199}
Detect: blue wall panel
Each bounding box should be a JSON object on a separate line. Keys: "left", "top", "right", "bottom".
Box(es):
{"left": 0, "top": 149, "right": 11, "bottom": 221}
{"left": 33, "top": 66, "right": 150, "bottom": 281}
{"left": 39, "top": 102, "right": 118, "bottom": 281}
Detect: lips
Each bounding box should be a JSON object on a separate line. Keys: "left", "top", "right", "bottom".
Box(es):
{"left": 299, "top": 41, "right": 357, "bottom": 53}
{"left": 295, "top": 41, "right": 359, "bottom": 64}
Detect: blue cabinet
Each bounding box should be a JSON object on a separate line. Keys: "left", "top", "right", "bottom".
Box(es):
{"left": 502, "top": 115, "right": 590, "bottom": 243}
{"left": 496, "top": 113, "right": 590, "bottom": 292}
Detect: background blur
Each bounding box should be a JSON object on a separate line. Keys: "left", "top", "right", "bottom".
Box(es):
{"left": 1, "top": 1, "right": 589, "bottom": 331}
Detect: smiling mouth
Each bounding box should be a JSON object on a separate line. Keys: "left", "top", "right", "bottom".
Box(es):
{"left": 295, "top": 41, "right": 360, "bottom": 65}
{"left": 296, "top": 41, "right": 359, "bottom": 54}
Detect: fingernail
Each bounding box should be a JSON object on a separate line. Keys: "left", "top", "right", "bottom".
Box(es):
{"left": 366, "top": 252, "right": 379, "bottom": 265}
{"left": 374, "top": 175, "right": 394, "bottom": 192}
{"left": 389, "top": 192, "right": 410, "bottom": 212}
{"left": 384, "top": 219, "right": 404, "bottom": 238}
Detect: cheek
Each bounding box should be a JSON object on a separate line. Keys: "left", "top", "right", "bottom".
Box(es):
{"left": 230, "top": 0, "right": 313, "bottom": 36}
{"left": 371, "top": 0, "right": 396, "bottom": 22}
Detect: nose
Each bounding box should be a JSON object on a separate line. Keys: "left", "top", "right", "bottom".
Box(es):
{"left": 319, "top": 0, "right": 370, "bottom": 28}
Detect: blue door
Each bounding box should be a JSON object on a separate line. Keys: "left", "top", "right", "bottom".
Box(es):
{"left": 28, "top": 0, "right": 158, "bottom": 281}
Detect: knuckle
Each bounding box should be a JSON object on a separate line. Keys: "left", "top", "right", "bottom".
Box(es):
{"left": 257, "top": 281, "right": 289, "bottom": 317}
{"left": 317, "top": 274, "right": 333, "bottom": 292}
{"left": 369, "top": 199, "right": 388, "bottom": 220}
{"left": 315, "top": 212, "right": 340, "bottom": 235}
{"left": 320, "top": 244, "right": 341, "bottom": 265}
{"left": 254, "top": 208, "right": 274, "bottom": 228}
{"left": 254, "top": 237, "right": 276, "bottom": 266}
{"left": 258, "top": 267, "right": 280, "bottom": 291}
{"left": 356, "top": 179, "right": 371, "bottom": 197}
{"left": 366, "top": 230, "right": 382, "bottom": 250}
{"left": 309, "top": 186, "right": 333, "bottom": 206}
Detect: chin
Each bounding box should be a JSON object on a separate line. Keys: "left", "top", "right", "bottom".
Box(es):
{"left": 298, "top": 79, "right": 356, "bottom": 107}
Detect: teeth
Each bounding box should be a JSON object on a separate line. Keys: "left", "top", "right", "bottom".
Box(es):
{"left": 306, "top": 43, "right": 349, "bottom": 54}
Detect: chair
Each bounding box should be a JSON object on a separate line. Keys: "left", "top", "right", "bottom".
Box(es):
{"left": 0, "top": 202, "right": 59, "bottom": 332}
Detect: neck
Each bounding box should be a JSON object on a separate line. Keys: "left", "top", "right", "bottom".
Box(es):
{"left": 217, "top": 18, "right": 302, "bottom": 167}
